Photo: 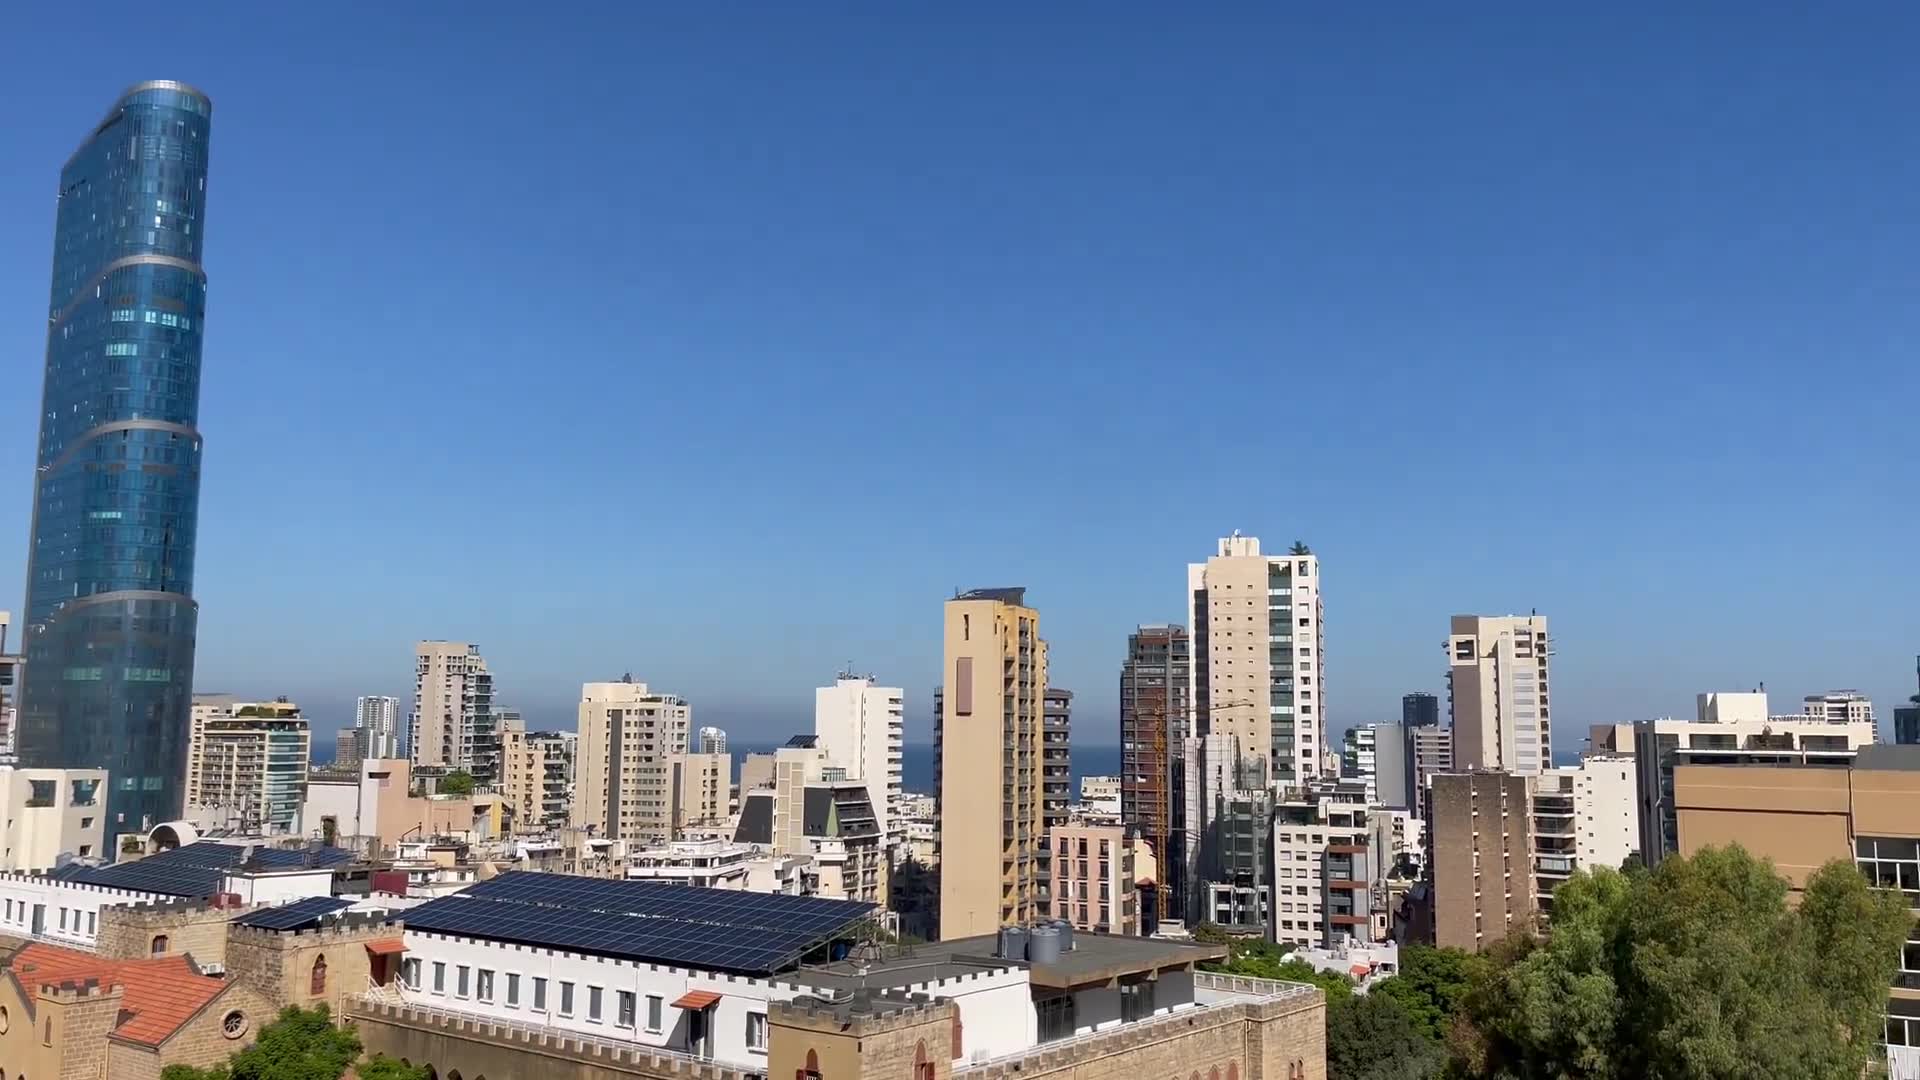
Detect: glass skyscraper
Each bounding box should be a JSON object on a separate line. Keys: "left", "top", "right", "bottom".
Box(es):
{"left": 16, "top": 82, "right": 214, "bottom": 836}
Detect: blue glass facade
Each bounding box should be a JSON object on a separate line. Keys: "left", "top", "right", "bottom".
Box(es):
{"left": 17, "top": 82, "right": 213, "bottom": 836}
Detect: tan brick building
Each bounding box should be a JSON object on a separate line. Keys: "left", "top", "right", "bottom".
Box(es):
{"left": 225, "top": 912, "right": 407, "bottom": 1017}
{"left": 1426, "top": 771, "right": 1536, "bottom": 950}
{"left": 0, "top": 941, "right": 273, "bottom": 1080}
{"left": 95, "top": 896, "right": 260, "bottom": 969}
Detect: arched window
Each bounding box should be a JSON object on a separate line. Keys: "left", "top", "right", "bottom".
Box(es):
{"left": 951, "top": 1011, "right": 964, "bottom": 1059}
{"left": 1228, "top": 1064, "right": 1239, "bottom": 1080}
{"left": 310, "top": 955, "right": 328, "bottom": 996}
{"left": 1211, "top": 1067, "right": 1221, "bottom": 1080}
{"left": 150, "top": 934, "right": 169, "bottom": 955}
{"left": 796, "top": 1048, "right": 822, "bottom": 1080}
{"left": 914, "top": 1040, "right": 934, "bottom": 1080}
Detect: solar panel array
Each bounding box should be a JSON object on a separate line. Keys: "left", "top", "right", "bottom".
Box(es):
{"left": 403, "top": 872, "right": 876, "bottom": 975}
{"left": 71, "top": 842, "right": 249, "bottom": 896}
{"left": 234, "top": 895, "right": 354, "bottom": 930}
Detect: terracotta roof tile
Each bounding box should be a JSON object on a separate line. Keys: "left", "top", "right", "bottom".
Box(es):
{"left": 9, "top": 943, "right": 230, "bottom": 1047}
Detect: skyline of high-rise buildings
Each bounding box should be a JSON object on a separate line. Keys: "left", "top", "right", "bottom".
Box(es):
{"left": 15, "top": 82, "right": 215, "bottom": 835}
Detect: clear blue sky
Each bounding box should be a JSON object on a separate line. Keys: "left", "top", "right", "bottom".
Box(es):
{"left": 3, "top": 4, "right": 1915, "bottom": 744}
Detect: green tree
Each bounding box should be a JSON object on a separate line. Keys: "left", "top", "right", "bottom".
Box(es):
{"left": 1327, "top": 992, "right": 1446, "bottom": 1080}
{"left": 162, "top": 1005, "right": 362, "bottom": 1080}
{"left": 1452, "top": 846, "right": 1909, "bottom": 1080}
{"left": 356, "top": 1056, "right": 431, "bottom": 1080}
{"left": 1289, "top": 540, "right": 1312, "bottom": 555}
{"left": 1371, "top": 944, "right": 1481, "bottom": 1044}
{"left": 438, "top": 769, "right": 475, "bottom": 796}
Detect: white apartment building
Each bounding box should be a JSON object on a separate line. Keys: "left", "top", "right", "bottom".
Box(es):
{"left": 0, "top": 768, "right": 107, "bottom": 870}
{"left": 1340, "top": 726, "right": 1381, "bottom": 803}
{"left": 1804, "top": 690, "right": 1875, "bottom": 727}
{"left": 812, "top": 674, "right": 905, "bottom": 850}
{"left": 1447, "top": 614, "right": 1552, "bottom": 775}
{"left": 574, "top": 678, "right": 691, "bottom": 845}
{"left": 1634, "top": 691, "right": 1878, "bottom": 864}
{"left": 410, "top": 641, "right": 498, "bottom": 783}
{"left": 1078, "top": 775, "right": 1121, "bottom": 816}
{"left": 356, "top": 695, "right": 403, "bottom": 759}
{"left": 1532, "top": 754, "right": 1637, "bottom": 914}
{"left": 1270, "top": 784, "right": 1382, "bottom": 949}
{"left": 183, "top": 697, "right": 311, "bottom": 833}
{"left": 1186, "top": 534, "right": 1325, "bottom": 791}
{"left": 697, "top": 726, "right": 729, "bottom": 754}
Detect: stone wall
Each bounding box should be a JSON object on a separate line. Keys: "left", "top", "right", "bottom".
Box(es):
{"left": 97, "top": 898, "right": 258, "bottom": 968}
{"left": 225, "top": 913, "right": 396, "bottom": 1014}
{"left": 347, "top": 995, "right": 763, "bottom": 1080}
{"left": 109, "top": 980, "right": 276, "bottom": 1080}
{"left": 772, "top": 993, "right": 956, "bottom": 1080}
{"left": 45, "top": 979, "right": 125, "bottom": 1080}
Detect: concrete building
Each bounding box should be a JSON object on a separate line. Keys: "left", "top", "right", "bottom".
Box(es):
{"left": 356, "top": 694, "right": 403, "bottom": 760}
{"left": 1446, "top": 614, "right": 1551, "bottom": 775}
{"left": 1803, "top": 689, "right": 1875, "bottom": 726}
{"left": 1196, "top": 733, "right": 1274, "bottom": 933}
{"left": 0, "top": 611, "right": 19, "bottom": 761}
{"left": 1634, "top": 691, "right": 1877, "bottom": 865}
{"left": 410, "top": 642, "right": 498, "bottom": 783}
{"left": 1043, "top": 687, "right": 1074, "bottom": 835}
{"left": 1671, "top": 743, "right": 1920, "bottom": 1075}
{"left": 734, "top": 748, "right": 887, "bottom": 906}
{"left": 1340, "top": 724, "right": 1407, "bottom": 807}
{"left": 1049, "top": 821, "right": 1140, "bottom": 935}
{"left": 936, "top": 587, "right": 1048, "bottom": 941}
{"left": 183, "top": 697, "right": 311, "bottom": 833}
{"left": 500, "top": 717, "right": 577, "bottom": 834}
{"left": 1078, "top": 775, "right": 1121, "bottom": 816}
{"left": 574, "top": 677, "right": 691, "bottom": 845}
{"left": 813, "top": 674, "right": 905, "bottom": 850}
{"left": 0, "top": 766, "right": 108, "bottom": 869}
{"left": 1530, "top": 755, "right": 1637, "bottom": 916}
{"left": 1427, "top": 772, "right": 1535, "bottom": 950}
{"left": 1404, "top": 724, "right": 1453, "bottom": 822}
{"left": 1186, "top": 535, "right": 1325, "bottom": 791}
{"left": 626, "top": 838, "right": 802, "bottom": 891}
{"left": 672, "top": 751, "right": 732, "bottom": 835}
{"left": 335, "top": 727, "right": 367, "bottom": 770}
{"left": 1270, "top": 783, "right": 1383, "bottom": 949}
{"left": 1119, "top": 623, "right": 1191, "bottom": 920}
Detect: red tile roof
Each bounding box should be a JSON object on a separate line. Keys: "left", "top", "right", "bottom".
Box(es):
{"left": 672, "top": 989, "right": 723, "bottom": 1010}
{"left": 9, "top": 943, "right": 230, "bottom": 1047}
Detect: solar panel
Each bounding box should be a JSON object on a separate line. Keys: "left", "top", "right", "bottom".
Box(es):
{"left": 404, "top": 872, "right": 876, "bottom": 975}
{"left": 234, "top": 895, "right": 354, "bottom": 930}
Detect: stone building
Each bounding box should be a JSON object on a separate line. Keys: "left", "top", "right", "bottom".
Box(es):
{"left": 0, "top": 941, "right": 274, "bottom": 1080}
{"left": 225, "top": 909, "right": 407, "bottom": 1017}
{"left": 95, "top": 895, "right": 261, "bottom": 970}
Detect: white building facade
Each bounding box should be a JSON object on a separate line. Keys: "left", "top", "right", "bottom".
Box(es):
{"left": 357, "top": 695, "right": 404, "bottom": 759}
{"left": 1447, "top": 614, "right": 1552, "bottom": 775}
{"left": 812, "top": 675, "right": 905, "bottom": 851}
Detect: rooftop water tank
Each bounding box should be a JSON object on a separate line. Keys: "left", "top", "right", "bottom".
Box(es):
{"left": 998, "top": 925, "right": 1030, "bottom": 961}
{"left": 1053, "top": 918, "right": 1075, "bottom": 952}
{"left": 1027, "top": 924, "right": 1063, "bottom": 964}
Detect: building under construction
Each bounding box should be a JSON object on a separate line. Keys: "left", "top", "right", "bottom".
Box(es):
{"left": 1119, "top": 624, "right": 1191, "bottom": 926}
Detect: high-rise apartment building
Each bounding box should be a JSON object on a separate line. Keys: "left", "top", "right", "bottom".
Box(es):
{"left": 1119, "top": 624, "right": 1191, "bottom": 920}
{"left": 813, "top": 675, "right": 906, "bottom": 850}
{"left": 182, "top": 696, "right": 310, "bottom": 833}
{"left": 1187, "top": 535, "right": 1324, "bottom": 791}
{"left": 671, "top": 751, "right": 732, "bottom": 833}
{"left": 1446, "top": 614, "right": 1552, "bottom": 775}
{"left": 1402, "top": 692, "right": 1440, "bottom": 730}
{"left": 15, "top": 83, "right": 215, "bottom": 833}
{"left": 1530, "top": 755, "right": 1637, "bottom": 917}
{"left": 1897, "top": 658, "right": 1920, "bottom": 745}
{"left": 698, "top": 726, "right": 729, "bottom": 754}
{"left": 334, "top": 727, "right": 366, "bottom": 770}
{"left": 1634, "top": 691, "right": 1877, "bottom": 866}
{"left": 1802, "top": 690, "right": 1875, "bottom": 727}
{"left": 573, "top": 677, "right": 690, "bottom": 845}
{"left": 0, "top": 767, "right": 108, "bottom": 869}
{"left": 1049, "top": 821, "right": 1140, "bottom": 935}
{"left": 1340, "top": 723, "right": 1409, "bottom": 809}
{"left": 409, "top": 642, "right": 497, "bottom": 784}
{"left": 1270, "top": 782, "right": 1385, "bottom": 949}
{"left": 1404, "top": 725, "right": 1453, "bottom": 821}
{"left": 501, "top": 716, "right": 575, "bottom": 834}
{"left": 1042, "top": 687, "right": 1073, "bottom": 835}
{"left": 936, "top": 588, "right": 1047, "bottom": 940}
{"left": 1427, "top": 771, "right": 1536, "bottom": 950}
{"left": 355, "top": 695, "right": 403, "bottom": 760}
{"left": 0, "top": 613, "right": 20, "bottom": 761}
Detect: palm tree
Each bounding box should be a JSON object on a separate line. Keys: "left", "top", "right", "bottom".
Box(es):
{"left": 1289, "top": 541, "right": 1311, "bottom": 555}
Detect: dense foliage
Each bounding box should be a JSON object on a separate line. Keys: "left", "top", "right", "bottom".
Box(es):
{"left": 159, "top": 1005, "right": 427, "bottom": 1080}
{"left": 1452, "top": 846, "right": 1909, "bottom": 1080}
{"left": 437, "top": 769, "right": 476, "bottom": 796}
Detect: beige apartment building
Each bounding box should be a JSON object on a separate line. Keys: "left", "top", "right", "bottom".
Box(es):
{"left": 937, "top": 587, "right": 1047, "bottom": 940}
{"left": 410, "top": 640, "right": 498, "bottom": 782}
{"left": 183, "top": 696, "right": 311, "bottom": 833}
{"left": 1672, "top": 744, "right": 1920, "bottom": 1073}
{"left": 0, "top": 766, "right": 108, "bottom": 868}
{"left": 1050, "top": 821, "right": 1140, "bottom": 935}
{"left": 1187, "top": 535, "right": 1325, "bottom": 791}
{"left": 498, "top": 718, "right": 575, "bottom": 833}
{"left": 1426, "top": 771, "right": 1536, "bottom": 950}
{"left": 573, "top": 677, "right": 690, "bottom": 844}
{"left": 1447, "top": 614, "right": 1552, "bottom": 775}
{"left": 672, "top": 750, "right": 731, "bottom": 834}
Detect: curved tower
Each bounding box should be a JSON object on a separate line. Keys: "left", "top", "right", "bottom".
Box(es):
{"left": 17, "top": 82, "right": 214, "bottom": 836}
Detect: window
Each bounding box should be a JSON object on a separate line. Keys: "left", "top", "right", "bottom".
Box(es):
{"left": 646, "top": 994, "right": 663, "bottom": 1033}
{"left": 477, "top": 969, "right": 495, "bottom": 1003}
{"left": 58, "top": 909, "right": 67, "bottom": 931}
{"left": 1120, "top": 980, "right": 1156, "bottom": 1022}
{"left": 506, "top": 973, "right": 520, "bottom": 1007}
{"left": 532, "top": 977, "right": 548, "bottom": 1011}
{"left": 86, "top": 913, "right": 95, "bottom": 935}
{"left": 1037, "top": 994, "right": 1076, "bottom": 1042}
{"left": 310, "top": 955, "right": 328, "bottom": 997}
{"left": 559, "top": 981, "right": 575, "bottom": 1017}
{"left": 456, "top": 965, "right": 471, "bottom": 998}
{"left": 402, "top": 958, "right": 422, "bottom": 989}
{"left": 745, "top": 1011, "right": 768, "bottom": 1052}
{"left": 151, "top": 934, "right": 169, "bottom": 956}
{"left": 618, "top": 990, "right": 636, "bottom": 1028}
{"left": 588, "top": 985, "right": 604, "bottom": 1022}
{"left": 432, "top": 962, "right": 446, "bottom": 994}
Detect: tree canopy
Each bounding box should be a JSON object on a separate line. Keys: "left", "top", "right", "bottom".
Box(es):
{"left": 1370, "top": 945, "right": 1481, "bottom": 1044}
{"left": 1327, "top": 992, "right": 1446, "bottom": 1080}
{"left": 1451, "top": 846, "right": 1909, "bottom": 1080}
{"left": 437, "top": 769, "right": 476, "bottom": 796}
{"left": 159, "top": 1005, "right": 427, "bottom": 1080}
